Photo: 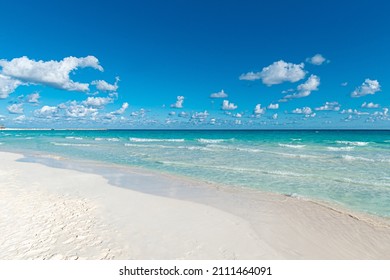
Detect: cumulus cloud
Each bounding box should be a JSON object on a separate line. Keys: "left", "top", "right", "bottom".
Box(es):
{"left": 351, "top": 79, "right": 381, "bottom": 97}
{"left": 340, "top": 108, "right": 369, "bottom": 115}
{"left": 65, "top": 102, "right": 98, "bottom": 118}
{"left": 0, "top": 56, "right": 103, "bottom": 92}
{"left": 171, "top": 96, "right": 184, "bottom": 108}
{"left": 292, "top": 107, "right": 313, "bottom": 115}
{"left": 284, "top": 74, "right": 320, "bottom": 99}
{"left": 26, "top": 92, "right": 40, "bottom": 103}
{"left": 292, "top": 107, "right": 316, "bottom": 117}
{"left": 92, "top": 76, "right": 119, "bottom": 92}
{"left": 272, "top": 113, "right": 278, "bottom": 120}
{"left": 240, "top": 60, "right": 306, "bottom": 86}
{"left": 306, "top": 54, "right": 328, "bottom": 65}
{"left": 315, "top": 101, "right": 341, "bottom": 111}
{"left": 82, "top": 96, "right": 113, "bottom": 108}
{"left": 341, "top": 82, "right": 348, "bottom": 87}
{"left": 210, "top": 89, "right": 228, "bottom": 98}
{"left": 361, "top": 102, "right": 379, "bottom": 108}
{"left": 34, "top": 105, "right": 58, "bottom": 118}
{"left": 7, "top": 103, "right": 24, "bottom": 114}
{"left": 239, "top": 72, "right": 261, "bottom": 81}
{"left": 191, "top": 111, "right": 209, "bottom": 120}
{"left": 222, "top": 100, "right": 237, "bottom": 110}
{"left": 111, "top": 102, "right": 129, "bottom": 115}
{"left": 13, "top": 115, "right": 26, "bottom": 122}
{"left": 267, "top": 103, "right": 279, "bottom": 109}
{"left": 253, "top": 104, "right": 266, "bottom": 115}
{"left": 0, "top": 74, "right": 22, "bottom": 98}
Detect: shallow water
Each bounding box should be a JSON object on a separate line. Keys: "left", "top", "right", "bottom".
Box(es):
{"left": 1, "top": 129, "right": 390, "bottom": 217}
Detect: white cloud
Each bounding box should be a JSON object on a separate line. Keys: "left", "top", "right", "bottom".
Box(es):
{"left": 340, "top": 109, "right": 369, "bottom": 115}
{"left": 272, "top": 113, "right": 278, "bottom": 119}
{"left": 26, "top": 92, "right": 40, "bottom": 103}
{"left": 351, "top": 79, "right": 381, "bottom": 97}
{"left": 111, "top": 102, "right": 129, "bottom": 115}
{"left": 341, "top": 82, "right": 348, "bottom": 87}
{"left": 7, "top": 103, "right": 24, "bottom": 114}
{"left": 92, "top": 77, "right": 119, "bottom": 92}
{"left": 210, "top": 89, "right": 228, "bottom": 98}
{"left": 284, "top": 74, "right": 320, "bottom": 99}
{"left": 0, "top": 56, "right": 103, "bottom": 92}
{"left": 191, "top": 111, "right": 209, "bottom": 120}
{"left": 362, "top": 102, "right": 379, "bottom": 108}
{"left": 171, "top": 96, "right": 184, "bottom": 108}
{"left": 34, "top": 105, "right": 58, "bottom": 118}
{"left": 82, "top": 96, "right": 113, "bottom": 108}
{"left": 292, "top": 107, "right": 316, "bottom": 117}
{"left": 13, "top": 115, "right": 26, "bottom": 122}
{"left": 315, "top": 101, "right": 341, "bottom": 111}
{"left": 222, "top": 100, "right": 237, "bottom": 110}
{"left": 254, "top": 104, "right": 266, "bottom": 115}
{"left": 0, "top": 74, "right": 22, "bottom": 98}
{"left": 306, "top": 54, "right": 328, "bottom": 65}
{"left": 239, "top": 72, "right": 261, "bottom": 81}
{"left": 267, "top": 103, "right": 279, "bottom": 109}
{"left": 65, "top": 102, "right": 98, "bottom": 118}
{"left": 293, "top": 107, "right": 313, "bottom": 115}
{"left": 240, "top": 60, "right": 306, "bottom": 86}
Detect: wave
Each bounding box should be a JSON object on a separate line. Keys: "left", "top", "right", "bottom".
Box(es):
{"left": 207, "top": 144, "right": 321, "bottom": 159}
{"left": 25, "top": 137, "right": 34, "bottom": 140}
{"left": 65, "top": 136, "right": 83, "bottom": 140}
{"left": 335, "top": 141, "right": 369, "bottom": 146}
{"left": 341, "top": 155, "right": 375, "bottom": 162}
{"left": 278, "top": 144, "right": 306, "bottom": 149}
{"left": 342, "top": 155, "right": 390, "bottom": 164}
{"left": 51, "top": 142, "right": 92, "bottom": 147}
{"left": 94, "top": 137, "right": 120, "bottom": 142}
{"left": 196, "top": 138, "right": 234, "bottom": 144}
{"left": 327, "top": 146, "right": 355, "bottom": 151}
{"left": 157, "top": 160, "right": 309, "bottom": 178}
{"left": 129, "top": 137, "right": 185, "bottom": 142}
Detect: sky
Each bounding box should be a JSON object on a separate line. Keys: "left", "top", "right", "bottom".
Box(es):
{"left": 0, "top": 0, "right": 389, "bottom": 129}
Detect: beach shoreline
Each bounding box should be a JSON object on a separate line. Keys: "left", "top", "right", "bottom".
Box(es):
{"left": 1, "top": 150, "right": 390, "bottom": 260}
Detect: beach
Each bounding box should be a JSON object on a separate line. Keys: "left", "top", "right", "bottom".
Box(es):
{"left": 1, "top": 150, "right": 390, "bottom": 260}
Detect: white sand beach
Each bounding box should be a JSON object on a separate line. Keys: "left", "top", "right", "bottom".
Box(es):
{"left": 1, "top": 151, "right": 390, "bottom": 260}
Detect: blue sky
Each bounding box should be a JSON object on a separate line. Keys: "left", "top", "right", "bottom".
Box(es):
{"left": 0, "top": 0, "right": 389, "bottom": 128}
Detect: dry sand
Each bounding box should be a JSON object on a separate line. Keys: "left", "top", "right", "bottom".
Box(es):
{"left": 1, "top": 151, "right": 390, "bottom": 259}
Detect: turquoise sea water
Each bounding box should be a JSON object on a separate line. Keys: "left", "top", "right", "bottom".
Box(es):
{"left": 1, "top": 129, "right": 390, "bottom": 218}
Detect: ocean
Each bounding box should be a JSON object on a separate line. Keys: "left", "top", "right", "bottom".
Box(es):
{"left": 1, "top": 129, "right": 390, "bottom": 218}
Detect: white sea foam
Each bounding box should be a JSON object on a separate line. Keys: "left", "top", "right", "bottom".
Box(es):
{"left": 95, "top": 137, "right": 120, "bottom": 142}
{"left": 278, "top": 144, "right": 306, "bottom": 149}
{"left": 196, "top": 138, "right": 234, "bottom": 144}
{"left": 158, "top": 160, "right": 309, "bottom": 177}
{"left": 25, "top": 137, "right": 34, "bottom": 140}
{"left": 129, "top": 137, "right": 185, "bottom": 142}
{"left": 335, "top": 141, "right": 369, "bottom": 146}
{"left": 327, "top": 146, "right": 355, "bottom": 151}
{"left": 342, "top": 155, "right": 375, "bottom": 162}
{"left": 51, "top": 142, "right": 92, "bottom": 147}
{"left": 65, "top": 136, "right": 83, "bottom": 140}
{"left": 124, "top": 143, "right": 171, "bottom": 149}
